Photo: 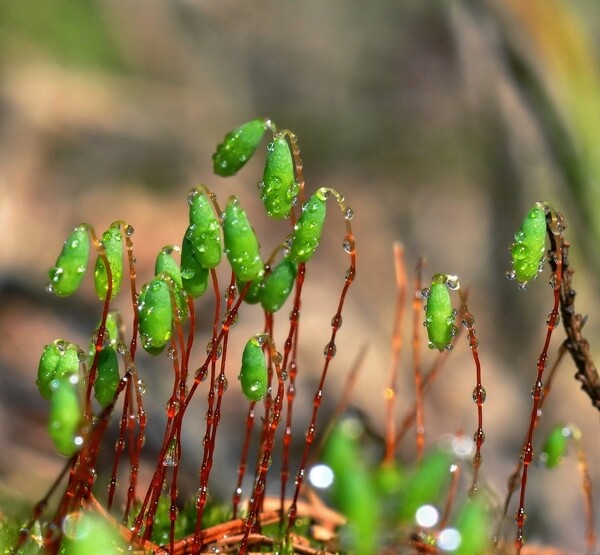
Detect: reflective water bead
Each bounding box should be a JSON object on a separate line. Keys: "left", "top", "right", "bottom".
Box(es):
{"left": 323, "top": 341, "right": 337, "bottom": 358}
{"left": 472, "top": 385, "right": 486, "bottom": 404}
{"left": 212, "top": 119, "right": 268, "bottom": 176}
{"left": 206, "top": 340, "right": 223, "bottom": 360}
{"left": 239, "top": 336, "right": 268, "bottom": 402}
{"left": 48, "top": 225, "right": 90, "bottom": 297}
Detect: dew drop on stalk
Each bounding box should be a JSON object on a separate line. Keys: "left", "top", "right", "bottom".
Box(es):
{"left": 331, "top": 314, "right": 343, "bottom": 329}
{"left": 472, "top": 385, "right": 486, "bottom": 404}
{"left": 165, "top": 399, "right": 180, "bottom": 418}
{"left": 323, "top": 341, "right": 337, "bottom": 358}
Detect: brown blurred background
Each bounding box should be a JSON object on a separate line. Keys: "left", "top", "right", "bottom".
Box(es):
{"left": 1, "top": 0, "right": 600, "bottom": 550}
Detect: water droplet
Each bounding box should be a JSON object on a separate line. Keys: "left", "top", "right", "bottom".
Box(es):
{"left": 272, "top": 351, "right": 283, "bottom": 366}
{"left": 517, "top": 281, "right": 528, "bottom": 291}
{"left": 419, "top": 287, "right": 430, "bottom": 299}
{"left": 267, "top": 142, "right": 275, "bottom": 152}
{"left": 530, "top": 380, "right": 544, "bottom": 401}
{"left": 511, "top": 243, "right": 529, "bottom": 260}
{"left": 344, "top": 207, "right": 354, "bottom": 221}
{"left": 520, "top": 444, "right": 533, "bottom": 465}
{"left": 206, "top": 341, "right": 223, "bottom": 360}
{"left": 472, "top": 385, "right": 486, "bottom": 404}
{"left": 446, "top": 275, "right": 460, "bottom": 290}
{"left": 137, "top": 379, "right": 147, "bottom": 395}
{"left": 331, "top": 314, "right": 343, "bottom": 329}
{"left": 216, "top": 374, "right": 228, "bottom": 392}
{"left": 124, "top": 225, "right": 135, "bottom": 237}
{"left": 323, "top": 341, "right": 336, "bottom": 358}
{"left": 62, "top": 512, "right": 85, "bottom": 539}
{"left": 473, "top": 428, "right": 485, "bottom": 445}
{"left": 342, "top": 238, "right": 353, "bottom": 253}
{"left": 222, "top": 310, "right": 239, "bottom": 329}
{"left": 163, "top": 441, "right": 179, "bottom": 467}
{"left": 165, "top": 399, "right": 180, "bottom": 418}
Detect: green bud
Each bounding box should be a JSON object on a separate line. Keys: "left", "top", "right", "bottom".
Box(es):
{"left": 48, "top": 225, "right": 90, "bottom": 297}
{"left": 213, "top": 119, "right": 267, "bottom": 177}
{"left": 223, "top": 196, "right": 263, "bottom": 282}
{"left": 261, "top": 136, "right": 298, "bottom": 219}
{"left": 261, "top": 257, "right": 296, "bottom": 313}
{"left": 239, "top": 336, "right": 268, "bottom": 402}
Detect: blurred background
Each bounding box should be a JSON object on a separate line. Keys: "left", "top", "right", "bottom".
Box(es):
{"left": 1, "top": 0, "right": 600, "bottom": 551}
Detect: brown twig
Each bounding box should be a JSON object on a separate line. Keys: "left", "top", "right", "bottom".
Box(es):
{"left": 549, "top": 212, "right": 600, "bottom": 413}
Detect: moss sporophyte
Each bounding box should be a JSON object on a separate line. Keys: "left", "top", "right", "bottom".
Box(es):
{"left": 11, "top": 118, "right": 599, "bottom": 555}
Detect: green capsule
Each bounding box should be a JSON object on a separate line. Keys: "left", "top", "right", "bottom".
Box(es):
{"left": 289, "top": 190, "right": 327, "bottom": 263}
{"left": 453, "top": 500, "right": 490, "bottom": 555}
{"left": 61, "top": 512, "right": 126, "bottom": 554}
{"left": 138, "top": 278, "right": 173, "bottom": 356}
{"left": 223, "top": 196, "right": 264, "bottom": 282}
{"left": 94, "top": 345, "right": 120, "bottom": 407}
{"left": 181, "top": 235, "right": 209, "bottom": 298}
{"left": 37, "top": 342, "right": 62, "bottom": 400}
{"left": 322, "top": 415, "right": 380, "bottom": 554}
{"left": 397, "top": 450, "right": 452, "bottom": 521}
{"left": 239, "top": 336, "right": 268, "bottom": 402}
{"left": 261, "top": 257, "right": 297, "bottom": 313}
{"left": 94, "top": 223, "right": 123, "bottom": 300}
{"left": 48, "top": 225, "right": 90, "bottom": 297}
{"left": 509, "top": 203, "right": 547, "bottom": 285}
{"left": 37, "top": 341, "right": 80, "bottom": 400}
{"left": 48, "top": 377, "right": 81, "bottom": 457}
{"left": 542, "top": 425, "right": 570, "bottom": 468}
{"left": 186, "top": 189, "right": 222, "bottom": 269}
{"left": 237, "top": 272, "right": 265, "bottom": 305}
{"left": 155, "top": 247, "right": 188, "bottom": 322}
{"left": 261, "top": 136, "right": 299, "bottom": 219}
{"left": 424, "top": 277, "right": 456, "bottom": 352}
{"left": 213, "top": 119, "right": 268, "bottom": 177}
